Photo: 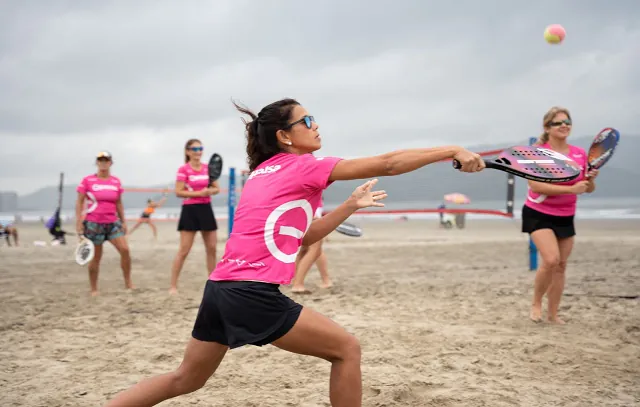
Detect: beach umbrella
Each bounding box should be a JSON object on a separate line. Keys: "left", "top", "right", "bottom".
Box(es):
{"left": 444, "top": 193, "right": 470, "bottom": 205}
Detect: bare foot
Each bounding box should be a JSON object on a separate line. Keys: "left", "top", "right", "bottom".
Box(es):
{"left": 291, "top": 286, "right": 312, "bottom": 294}
{"left": 168, "top": 287, "right": 178, "bottom": 295}
{"left": 90, "top": 290, "right": 99, "bottom": 297}
{"left": 530, "top": 304, "right": 542, "bottom": 323}
{"left": 547, "top": 316, "right": 566, "bottom": 325}
{"left": 319, "top": 281, "right": 333, "bottom": 289}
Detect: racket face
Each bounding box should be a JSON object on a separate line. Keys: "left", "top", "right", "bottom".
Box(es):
{"left": 208, "top": 153, "right": 223, "bottom": 183}
{"left": 75, "top": 238, "right": 95, "bottom": 266}
{"left": 490, "top": 146, "right": 582, "bottom": 182}
{"left": 587, "top": 128, "right": 619, "bottom": 170}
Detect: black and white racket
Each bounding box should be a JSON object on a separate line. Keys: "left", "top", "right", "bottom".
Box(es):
{"left": 208, "top": 153, "right": 223, "bottom": 186}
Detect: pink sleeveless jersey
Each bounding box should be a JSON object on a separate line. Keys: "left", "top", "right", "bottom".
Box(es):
{"left": 210, "top": 153, "right": 342, "bottom": 285}
{"left": 77, "top": 175, "right": 124, "bottom": 224}
{"left": 524, "top": 144, "right": 587, "bottom": 217}
{"left": 176, "top": 163, "right": 211, "bottom": 205}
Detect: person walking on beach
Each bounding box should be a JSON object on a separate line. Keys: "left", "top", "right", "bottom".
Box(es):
{"left": 522, "top": 106, "right": 598, "bottom": 324}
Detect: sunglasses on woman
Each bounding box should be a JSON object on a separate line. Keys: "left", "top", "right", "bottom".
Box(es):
{"left": 189, "top": 146, "right": 204, "bottom": 152}
{"left": 549, "top": 119, "right": 572, "bottom": 127}
{"left": 282, "top": 115, "right": 315, "bottom": 130}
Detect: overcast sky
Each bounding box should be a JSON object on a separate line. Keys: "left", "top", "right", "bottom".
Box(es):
{"left": 1, "top": 0, "right": 639, "bottom": 195}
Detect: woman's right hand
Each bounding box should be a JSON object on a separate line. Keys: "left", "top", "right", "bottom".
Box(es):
{"left": 570, "top": 181, "right": 590, "bottom": 195}
{"left": 453, "top": 148, "right": 485, "bottom": 172}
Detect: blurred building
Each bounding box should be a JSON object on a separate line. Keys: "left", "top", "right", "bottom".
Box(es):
{"left": 0, "top": 191, "right": 18, "bottom": 212}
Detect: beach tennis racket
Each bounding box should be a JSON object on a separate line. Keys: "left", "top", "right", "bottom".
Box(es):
{"left": 208, "top": 153, "right": 223, "bottom": 185}
{"left": 452, "top": 146, "right": 581, "bottom": 183}
{"left": 75, "top": 236, "right": 95, "bottom": 266}
{"left": 587, "top": 127, "right": 620, "bottom": 173}
{"left": 335, "top": 221, "right": 363, "bottom": 237}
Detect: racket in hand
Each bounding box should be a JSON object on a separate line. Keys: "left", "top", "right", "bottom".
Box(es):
{"left": 75, "top": 236, "right": 95, "bottom": 266}
{"left": 453, "top": 146, "right": 581, "bottom": 183}
{"left": 587, "top": 127, "right": 620, "bottom": 173}
{"left": 208, "top": 153, "right": 223, "bottom": 186}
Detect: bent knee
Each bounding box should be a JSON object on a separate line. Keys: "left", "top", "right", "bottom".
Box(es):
{"left": 330, "top": 334, "right": 361, "bottom": 363}
{"left": 171, "top": 368, "right": 209, "bottom": 395}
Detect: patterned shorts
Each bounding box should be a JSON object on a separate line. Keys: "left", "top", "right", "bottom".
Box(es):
{"left": 83, "top": 220, "right": 125, "bottom": 245}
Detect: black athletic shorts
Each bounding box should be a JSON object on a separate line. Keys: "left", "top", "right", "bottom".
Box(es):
{"left": 177, "top": 203, "right": 217, "bottom": 232}
{"left": 192, "top": 280, "right": 303, "bottom": 349}
{"left": 521, "top": 204, "right": 576, "bottom": 238}
{"left": 140, "top": 212, "right": 151, "bottom": 219}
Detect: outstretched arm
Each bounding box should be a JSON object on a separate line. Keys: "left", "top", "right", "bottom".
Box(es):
{"left": 154, "top": 197, "right": 168, "bottom": 208}
{"left": 328, "top": 146, "right": 483, "bottom": 182}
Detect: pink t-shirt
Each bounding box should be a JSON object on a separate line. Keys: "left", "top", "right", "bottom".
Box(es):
{"left": 210, "top": 153, "right": 342, "bottom": 285}
{"left": 176, "top": 163, "right": 211, "bottom": 205}
{"left": 77, "top": 175, "right": 124, "bottom": 224}
{"left": 524, "top": 144, "right": 587, "bottom": 217}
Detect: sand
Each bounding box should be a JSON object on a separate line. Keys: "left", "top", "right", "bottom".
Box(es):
{"left": 1, "top": 218, "right": 639, "bottom": 407}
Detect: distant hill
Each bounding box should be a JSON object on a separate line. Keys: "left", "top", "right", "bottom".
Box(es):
{"left": 16, "top": 135, "right": 640, "bottom": 211}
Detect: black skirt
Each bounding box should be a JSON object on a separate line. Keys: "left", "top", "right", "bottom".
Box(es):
{"left": 521, "top": 204, "right": 576, "bottom": 238}
{"left": 191, "top": 280, "right": 303, "bottom": 349}
{"left": 177, "top": 203, "right": 217, "bottom": 231}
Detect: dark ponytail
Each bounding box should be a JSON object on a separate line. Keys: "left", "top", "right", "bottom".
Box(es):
{"left": 184, "top": 138, "right": 201, "bottom": 163}
{"left": 232, "top": 98, "right": 300, "bottom": 171}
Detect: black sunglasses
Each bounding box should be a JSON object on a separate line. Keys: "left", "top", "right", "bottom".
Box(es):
{"left": 282, "top": 115, "right": 315, "bottom": 130}
{"left": 549, "top": 119, "right": 572, "bottom": 127}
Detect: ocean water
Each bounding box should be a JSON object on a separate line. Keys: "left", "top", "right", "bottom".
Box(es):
{"left": 2, "top": 196, "right": 639, "bottom": 224}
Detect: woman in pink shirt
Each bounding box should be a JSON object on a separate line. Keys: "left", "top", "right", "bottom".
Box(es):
{"left": 105, "top": 98, "right": 485, "bottom": 407}
{"left": 75, "top": 151, "right": 132, "bottom": 296}
{"left": 169, "top": 138, "right": 220, "bottom": 294}
{"left": 522, "top": 107, "right": 598, "bottom": 324}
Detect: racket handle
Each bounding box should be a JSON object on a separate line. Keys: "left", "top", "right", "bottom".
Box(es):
{"left": 452, "top": 159, "right": 489, "bottom": 170}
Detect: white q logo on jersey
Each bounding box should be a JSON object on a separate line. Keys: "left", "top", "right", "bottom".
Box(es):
{"left": 263, "top": 199, "right": 313, "bottom": 263}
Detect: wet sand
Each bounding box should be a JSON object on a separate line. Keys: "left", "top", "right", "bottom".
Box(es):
{"left": 1, "top": 218, "right": 639, "bottom": 406}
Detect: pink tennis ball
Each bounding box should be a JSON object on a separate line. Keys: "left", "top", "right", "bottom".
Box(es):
{"left": 544, "top": 24, "right": 566, "bottom": 44}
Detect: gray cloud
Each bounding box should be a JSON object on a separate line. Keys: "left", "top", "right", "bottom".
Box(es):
{"left": 1, "top": 0, "right": 639, "bottom": 194}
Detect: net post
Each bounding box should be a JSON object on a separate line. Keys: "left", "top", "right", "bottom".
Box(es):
{"left": 227, "top": 167, "right": 236, "bottom": 238}
{"left": 528, "top": 137, "right": 538, "bottom": 271}
{"left": 58, "top": 172, "right": 64, "bottom": 209}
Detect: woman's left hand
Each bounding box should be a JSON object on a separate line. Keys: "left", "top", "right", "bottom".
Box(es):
{"left": 347, "top": 179, "right": 388, "bottom": 209}
{"left": 586, "top": 168, "right": 599, "bottom": 179}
